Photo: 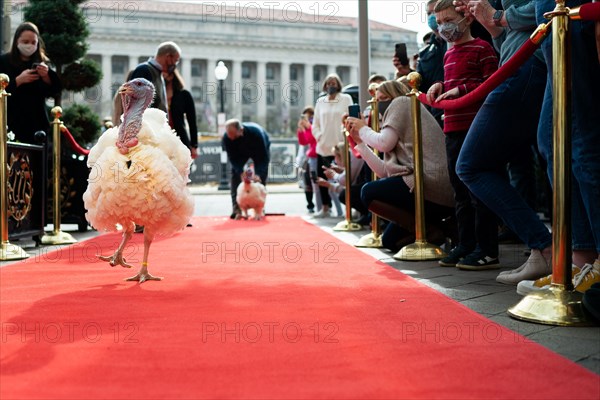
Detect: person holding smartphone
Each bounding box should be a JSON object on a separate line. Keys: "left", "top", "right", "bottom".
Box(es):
{"left": 311, "top": 73, "right": 353, "bottom": 218}
{"left": 296, "top": 106, "right": 319, "bottom": 214}
{"left": 345, "top": 80, "right": 454, "bottom": 253}
{"left": 0, "top": 22, "right": 61, "bottom": 145}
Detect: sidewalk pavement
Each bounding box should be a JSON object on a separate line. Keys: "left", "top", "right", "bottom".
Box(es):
{"left": 4, "top": 183, "right": 599, "bottom": 374}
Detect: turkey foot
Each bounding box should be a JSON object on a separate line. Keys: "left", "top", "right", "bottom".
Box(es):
{"left": 98, "top": 253, "right": 133, "bottom": 268}
{"left": 125, "top": 264, "right": 162, "bottom": 283}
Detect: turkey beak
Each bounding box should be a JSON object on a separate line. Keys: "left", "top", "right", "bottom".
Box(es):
{"left": 118, "top": 83, "right": 132, "bottom": 95}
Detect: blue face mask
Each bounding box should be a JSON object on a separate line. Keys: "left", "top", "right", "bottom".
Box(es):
{"left": 428, "top": 14, "right": 438, "bottom": 31}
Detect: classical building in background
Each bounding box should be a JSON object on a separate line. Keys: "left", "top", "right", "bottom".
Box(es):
{"left": 8, "top": 0, "right": 417, "bottom": 136}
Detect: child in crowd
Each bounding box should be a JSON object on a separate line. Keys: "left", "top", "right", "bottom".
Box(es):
{"left": 427, "top": 0, "right": 499, "bottom": 270}
{"left": 297, "top": 106, "right": 322, "bottom": 214}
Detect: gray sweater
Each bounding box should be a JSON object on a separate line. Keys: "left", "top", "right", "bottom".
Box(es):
{"left": 355, "top": 96, "right": 454, "bottom": 208}
{"left": 494, "top": 0, "right": 544, "bottom": 65}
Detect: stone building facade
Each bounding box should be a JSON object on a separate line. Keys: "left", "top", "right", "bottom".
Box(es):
{"left": 8, "top": 0, "right": 417, "bottom": 137}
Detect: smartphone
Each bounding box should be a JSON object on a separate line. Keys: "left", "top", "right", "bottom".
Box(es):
{"left": 394, "top": 43, "right": 409, "bottom": 66}
{"left": 31, "top": 62, "right": 41, "bottom": 69}
{"left": 348, "top": 104, "right": 361, "bottom": 119}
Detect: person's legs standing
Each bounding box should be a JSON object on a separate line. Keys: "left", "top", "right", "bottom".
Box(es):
{"left": 457, "top": 57, "right": 552, "bottom": 283}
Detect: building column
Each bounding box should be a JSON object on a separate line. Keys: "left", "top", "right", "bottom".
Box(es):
{"left": 207, "top": 58, "right": 220, "bottom": 130}
{"left": 350, "top": 66, "right": 359, "bottom": 86}
{"left": 181, "top": 57, "right": 192, "bottom": 89}
{"left": 303, "top": 63, "right": 314, "bottom": 107}
{"left": 256, "top": 61, "right": 267, "bottom": 126}
{"left": 128, "top": 55, "right": 139, "bottom": 74}
{"left": 101, "top": 54, "right": 113, "bottom": 115}
{"left": 230, "top": 60, "right": 243, "bottom": 119}
{"left": 280, "top": 62, "right": 291, "bottom": 134}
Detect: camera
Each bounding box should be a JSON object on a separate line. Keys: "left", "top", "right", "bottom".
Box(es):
{"left": 348, "top": 104, "right": 361, "bottom": 119}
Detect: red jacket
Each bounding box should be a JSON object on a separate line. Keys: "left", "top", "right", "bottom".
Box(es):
{"left": 297, "top": 126, "right": 317, "bottom": 158}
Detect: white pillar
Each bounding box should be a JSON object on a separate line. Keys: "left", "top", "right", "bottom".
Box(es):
{"left": 350, "top": 66, "right": 359, "bottom": 86}
{"left": 207, "top": 58, "right": 219, "bottom": 129}
{"left": 128, "top": 55, "right": 138, "bottom": 74}
{"left": 280, "top": 62, "right": 291, "bottom": 134}
{"left": 101, "top": 54, "right": 113, "bottom": 116}
{"left": 181, "top": 57, "right": 192, "bottom": 89}
{"left": 231, "top": 60, "right": 243, "bottom": 119}
{"left": 256, "top": 61, "right": 267, "bottom": 126}
{"left": 303, "top": 63, "right": 314, "bottom": 107}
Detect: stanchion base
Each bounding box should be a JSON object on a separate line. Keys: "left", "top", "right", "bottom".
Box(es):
{"left": 1, "top": 242, "right": 30, "bottom": 260}
{"left": 333, "top": 220, "right": 363, "bottom": 232}
{"left": 355, "top": 232, "right": 383, "bottom": 248}
{"left": 393, "top": 240, "right": 445, "bottom": 261}
{"left": 508, "top": 285, "right": 593, "bottom": 326}
{"left": 41, "top": 231, "right": 77, "bottom": 245}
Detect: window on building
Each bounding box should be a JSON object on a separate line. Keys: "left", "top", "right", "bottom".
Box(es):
{"left": 336, "top": 66, "right": 350, "bottom": 85}
{"left": 266, "top": 65, "right": 275, "bottom": 80}
{"left": 290, "top": 87, "right": 299, "bottom": 106}
{"left": 112, "top": 56, "right": 127, "bottom": 75}
{"left": 290, "top": 65, "right": 298, "bottom": 81}
{"left": 191, "top": 61, "right": 203, "bottom": 78}
{"left": 314, "top": 67, "right": 322, "bottom": 83}
{"left": 242, "top": 86, "right": 252, "bottom": 104}
{"left": 267, "top": 87, "right": 275, "bottom": 105}
{"left": 242, "top": 64, "right": 251, "bottom": 79}
{"left": 191, "top": 86, "right": 203, "bottom": 102}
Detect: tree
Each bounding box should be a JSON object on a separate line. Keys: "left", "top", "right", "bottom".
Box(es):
{"left": 24, "top": 0, "right": 102, "bottom": 104}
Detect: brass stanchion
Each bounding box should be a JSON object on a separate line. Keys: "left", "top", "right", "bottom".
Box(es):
{"left": 508, "top": 1, "right": 591, "bottom": 325}
{"left": 0, "top": 74, "right": 30, "bottom": 260}
{"left": 333, "top": 125, "right": 362, "bottom": 232}
{"left": 41, "top": 107, "right": 77, "bottom": 245}
{"left": 394, "top": 72, "right": 445, "bottom": 261}
{"left": 356, "top": 84, "right": 383, "bottom": 247}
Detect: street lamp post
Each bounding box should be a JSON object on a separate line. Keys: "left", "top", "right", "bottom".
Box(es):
{"left": 215, "top": 61, "right": 230, "bottom": 191}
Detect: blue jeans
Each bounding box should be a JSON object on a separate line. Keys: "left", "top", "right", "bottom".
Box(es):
{"left": 536, "top": 0, "right": 600, "bottom": 253}
{"left": 361, "top": 176, "right": 453, "bottom": 252}
{"left": 456, "top": 57, "right": 551, "bottom": 250}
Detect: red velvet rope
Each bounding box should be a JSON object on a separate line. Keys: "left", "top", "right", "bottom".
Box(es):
{"left": 60, "top": 125, "right": 90, "bottom": 156}
{"left": 580, "top": 2, "right": 600, "bottom": 21}
{"left": 418, "top": 38, "right": 540, "bottom": 110}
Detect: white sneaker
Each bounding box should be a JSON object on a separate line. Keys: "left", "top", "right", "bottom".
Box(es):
{"left": 517, "top": 265, "right": 581, "bottom": 296}
{"left": 496, "top": 249, "right": 552, "bottom": 285}
{"left": 313, "top": 209, "right": 331, "bottom": 219}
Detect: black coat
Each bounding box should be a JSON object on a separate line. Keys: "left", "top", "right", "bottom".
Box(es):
{"left": 0, "top": 53, "right": 61, "bottom": 144}
{"left": 170, "top": 89, "right": 198, "bottom": 148}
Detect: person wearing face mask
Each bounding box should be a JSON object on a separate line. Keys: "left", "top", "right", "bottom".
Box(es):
{"left": 311, "top": 73, "right": 353, "bottom": 218}
{"left": 345, "top": 80, "right": 455, "bottom": 253}
{"left": 425, "top": 0, "right": 500, "bottom": 270}
{"left": 0, "top": 22, "right": 61, "bottom": 145}
{"left": 452, "top": 0, "right": 550, "bottom": 285}
{"left": 416, "top": 0, "right": 448, "bottom": 128}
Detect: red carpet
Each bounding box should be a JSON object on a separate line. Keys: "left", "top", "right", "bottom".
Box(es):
{"left": 1, "top": 216, "right": 598, "bottom": 399}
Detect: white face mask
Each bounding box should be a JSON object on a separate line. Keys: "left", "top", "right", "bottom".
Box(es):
{"left": 17, "top": 43, "right": 37, "bottom": 57}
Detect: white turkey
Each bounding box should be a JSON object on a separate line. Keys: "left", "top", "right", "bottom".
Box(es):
{"left": 83, "top": 78, "right": 194, "bottom": 283}
{"left": 235, "top": 168, "right": 267, "bottom": 220}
